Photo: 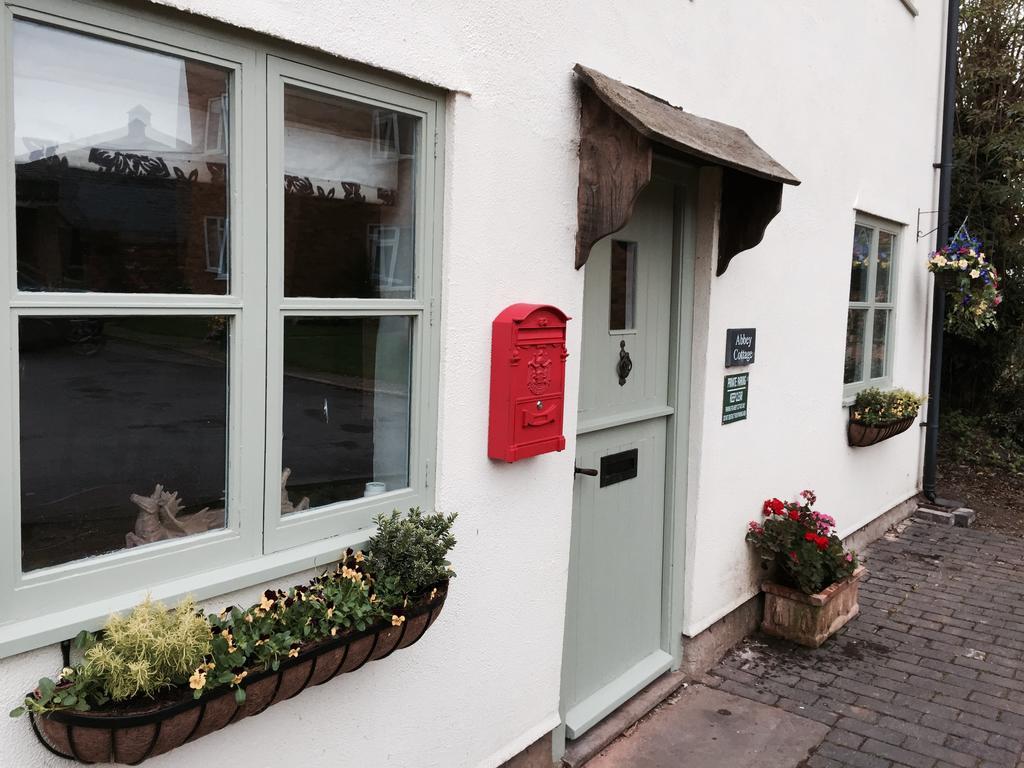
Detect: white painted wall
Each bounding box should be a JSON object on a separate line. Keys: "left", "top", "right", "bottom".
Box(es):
{"left": 0, "top": 1, "right": 943, "bottom": 766}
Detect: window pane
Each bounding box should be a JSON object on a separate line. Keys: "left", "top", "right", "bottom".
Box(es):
{"left": 844, "top": 308, "right": 867, "bottom": 384}
{"left": 871, "top": 309, "right": 890, "bottom": 379}
{"left": 282, "top": 316, "right": 412, "bottom": 512}
{"left": 876, "top": 231, "right": 894, "bottom": 302}
{"left": 13, "top": 20, "right": 231, "bottom": 294}
{"left": 609, "top": 241, "right": 637, "bottom": 330}
{"left": 19, "top": 316, "right": 229, "bottom": 571}
{"left": 283, "top": 85, "right": 419, "bottom": 298}
{"left": 849, "top": 225, "right": 872, "bottom": 302}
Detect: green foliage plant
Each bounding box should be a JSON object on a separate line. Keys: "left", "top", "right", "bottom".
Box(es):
{"left": 746, "top": 491, "right": 859, "bottom": 595}
{"left": 850, "top": 387, "right": 926, "bottom": 427}
{"left": 365, "top": 508, "right": 457, "bottom": 606}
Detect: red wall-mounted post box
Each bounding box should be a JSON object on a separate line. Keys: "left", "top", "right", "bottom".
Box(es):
{"left": 488, "top": 304, "right": 571, "bottom": 462}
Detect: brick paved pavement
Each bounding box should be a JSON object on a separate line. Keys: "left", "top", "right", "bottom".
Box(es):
{"left": 708, "top": 517, "right": 1024, "bottom": 768}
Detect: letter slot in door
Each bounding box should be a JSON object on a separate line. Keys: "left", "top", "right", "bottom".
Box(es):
{"left": 599, "top": 448, "right": 638, "bottom": 488}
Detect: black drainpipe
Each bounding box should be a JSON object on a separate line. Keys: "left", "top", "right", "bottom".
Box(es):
{"left": 922, "top": 0, "right": 960, "bottom": 503}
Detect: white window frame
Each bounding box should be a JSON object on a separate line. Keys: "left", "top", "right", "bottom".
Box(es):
{"left": 0, "top": 0, "right": 444, "bottom": 657}
{"left": 843, "top": 211, "right": 900, "bottom": 401}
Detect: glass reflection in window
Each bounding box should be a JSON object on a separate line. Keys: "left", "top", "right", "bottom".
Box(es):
{"left": 849, "top": 225, "right": 872, "bottom": 303}
{"left": 609, "top": 240, "right": 638, "bottom": 331}
{"left": 19, "top": 316, "right": 229, "bottom": 571}
{"left": 12, "top": 20, "right": 232, "bottom": 294}
{"left": 283, "top": 86, "right": 419, "bottom": 298}
{"left": 281, "top": 316, "right": 412, "bottom": 512}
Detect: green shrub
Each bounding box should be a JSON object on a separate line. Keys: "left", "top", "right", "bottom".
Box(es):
{"left": 850, "top": 387, "right": 925, "bottom": 426}
{"left": 366, "top": 508, "right": 457, "bottom": 603}
{"left": 943, "top": 408, "right": 1024, "bottom": 474}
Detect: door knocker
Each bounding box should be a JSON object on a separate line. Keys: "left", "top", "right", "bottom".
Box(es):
{"left": 617, "top": 339, "right": 633, "bottom": 386}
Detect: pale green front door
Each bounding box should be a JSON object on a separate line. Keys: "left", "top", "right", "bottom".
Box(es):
{"left": 562, "top": 176, "right": 676, "bottom": 738}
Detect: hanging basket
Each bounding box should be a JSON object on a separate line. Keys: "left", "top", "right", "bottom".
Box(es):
{"left": 847, "top": 414, "right": 916, "bottom": 447}
{"left": 28, "top": 581, "right": 449, "bottom": 765}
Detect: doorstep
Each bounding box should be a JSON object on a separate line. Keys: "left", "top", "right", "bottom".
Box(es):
{"left": 561, "top": 669, "right": 689, "bottom": 768}
{"left": 582, "top": 685, "right": 829, "bottom": 768}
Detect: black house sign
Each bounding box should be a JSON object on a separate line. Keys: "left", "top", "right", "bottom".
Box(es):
{"left": 725, "top": 328, "right": 756, "bottom": 368}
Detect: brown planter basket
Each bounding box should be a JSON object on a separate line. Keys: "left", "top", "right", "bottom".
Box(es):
{"left": 28, "top": 580, "right": 449, "bottom": 765}
{"left": 847, "top": 414, "right": 917, "bottom": 447}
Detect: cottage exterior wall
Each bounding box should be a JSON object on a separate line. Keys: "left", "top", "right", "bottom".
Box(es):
{"left": 0, "top": 1, "right": 944, "bottom": 766}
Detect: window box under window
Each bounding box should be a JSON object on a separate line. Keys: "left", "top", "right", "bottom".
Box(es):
{"left": 28, "top": 581, "right": 449, "bottom": 764}
{"left": 847, "top": 413, "right": 916, "bottom": 447}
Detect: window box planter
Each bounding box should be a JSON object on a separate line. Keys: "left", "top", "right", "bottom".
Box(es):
{"left": 847, "top": 413, "right": 916, "bottom": 447}
{"left": 27, "top": 581, "right": 449, "bottom": 765}
{"left": 760, "top": 566, "right": 865, "bottom": 647}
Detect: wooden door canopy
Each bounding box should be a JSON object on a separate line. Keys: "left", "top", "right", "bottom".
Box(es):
{"left": 573, "top": 64, "right": 800, "bottom": 274}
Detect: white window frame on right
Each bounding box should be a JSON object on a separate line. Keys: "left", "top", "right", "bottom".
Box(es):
{"left": 843, "top": 212, "right": 901, "bottom": 400}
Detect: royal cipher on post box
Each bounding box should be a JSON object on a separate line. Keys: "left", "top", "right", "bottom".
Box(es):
{"left": 488, "top": 304, "right": 571, "bottom": 462}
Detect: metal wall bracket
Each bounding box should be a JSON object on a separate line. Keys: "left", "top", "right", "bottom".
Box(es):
{"left": 917, "top": 208, "right": 939, "bottom": 242}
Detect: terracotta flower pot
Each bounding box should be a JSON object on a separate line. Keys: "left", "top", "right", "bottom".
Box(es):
{"left": 760, "top": 566, "right": 865, "bottom": 648}
{"left": 847, "top": 415, "right": 916, "bottom": 447}
{"left": 28, "top": 581, "right": 449, "bottom": 765}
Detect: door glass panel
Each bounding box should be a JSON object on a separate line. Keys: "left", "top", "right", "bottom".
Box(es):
{"left": 875, "top": 231, "right": 894, "bottom": 302}
{"left": 12, "top": 21, "right": 232, "bottom": 294}
{"left": 871, "top": 309, "right": 890, "bottom": 379}
{"left": 19, "top": 315, "right": 229, "bottom": 571}
{"left": 844, "top": 308, "right": 867, "bottom": 384}
{"left": 609, "top": 240, "right": 638, "bottom": 331}
{"left": 283, "top": 85, "right": 419, "bottom": 298}
{"left": 281, "top": 316, "right": 412, "bottom": 512}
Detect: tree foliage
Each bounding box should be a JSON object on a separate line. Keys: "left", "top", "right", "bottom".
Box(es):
{"left": 946, "top": 0, "right": 1024, "bottom": 419}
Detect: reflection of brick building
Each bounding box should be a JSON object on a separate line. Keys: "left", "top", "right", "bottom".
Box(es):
{"left": 15, "top": 59, "right": 230, "bottom": 294}
{"left": 282, "top": 88, "right": 417, "bottom": 298}
{"left": 15, "top": 62, "right": 416, "bottom": 299}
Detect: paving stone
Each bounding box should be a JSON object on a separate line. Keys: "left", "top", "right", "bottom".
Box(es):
{"left": 914, "top": 508, "right": 955, "bottom": 525}
{"left": 815, "top": 741, "right": 893, "bottom": 768}
{"left": 826, "top": 728, "right": 866, "bottom": 750}
{"left": 860, "top": 738, "right": 936, "bottom": 768}
{"left": 951, "top": 508, "right": 976, "bottom": 528}
{"left": 944, "top": 734, "right": 1018, "bottom": 765}
{"left": 899, "top": 737, "right": 977, "bottom": 768}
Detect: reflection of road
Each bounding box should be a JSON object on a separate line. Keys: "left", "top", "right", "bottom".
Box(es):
{"left": 282, "top": 372, "right": 410, "bottom": 508}
{"left": 19, "top": 330, "right": 412, "bottom": 571}
{"left": 20, "top": 335, "right": 228, "bottom": 571}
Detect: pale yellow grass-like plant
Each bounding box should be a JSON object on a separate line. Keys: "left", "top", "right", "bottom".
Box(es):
{"left": 82, "top": 598, "right": 211, "bottom": 701}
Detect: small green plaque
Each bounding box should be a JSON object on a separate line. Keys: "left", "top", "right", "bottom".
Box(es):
{"left": 722, "top": 372, "right": 749, "bottom": 424}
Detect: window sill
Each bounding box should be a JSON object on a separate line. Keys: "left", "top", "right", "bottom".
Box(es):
{"left": 0, "top": 529, "right": 368, "bottom": 659}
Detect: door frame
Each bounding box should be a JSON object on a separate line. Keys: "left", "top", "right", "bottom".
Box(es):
{"left": 555, "top": 155, "right": 699, "bottom": 756}
{"left": 660, "top": 156, "right": 697, "bottom": 667}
